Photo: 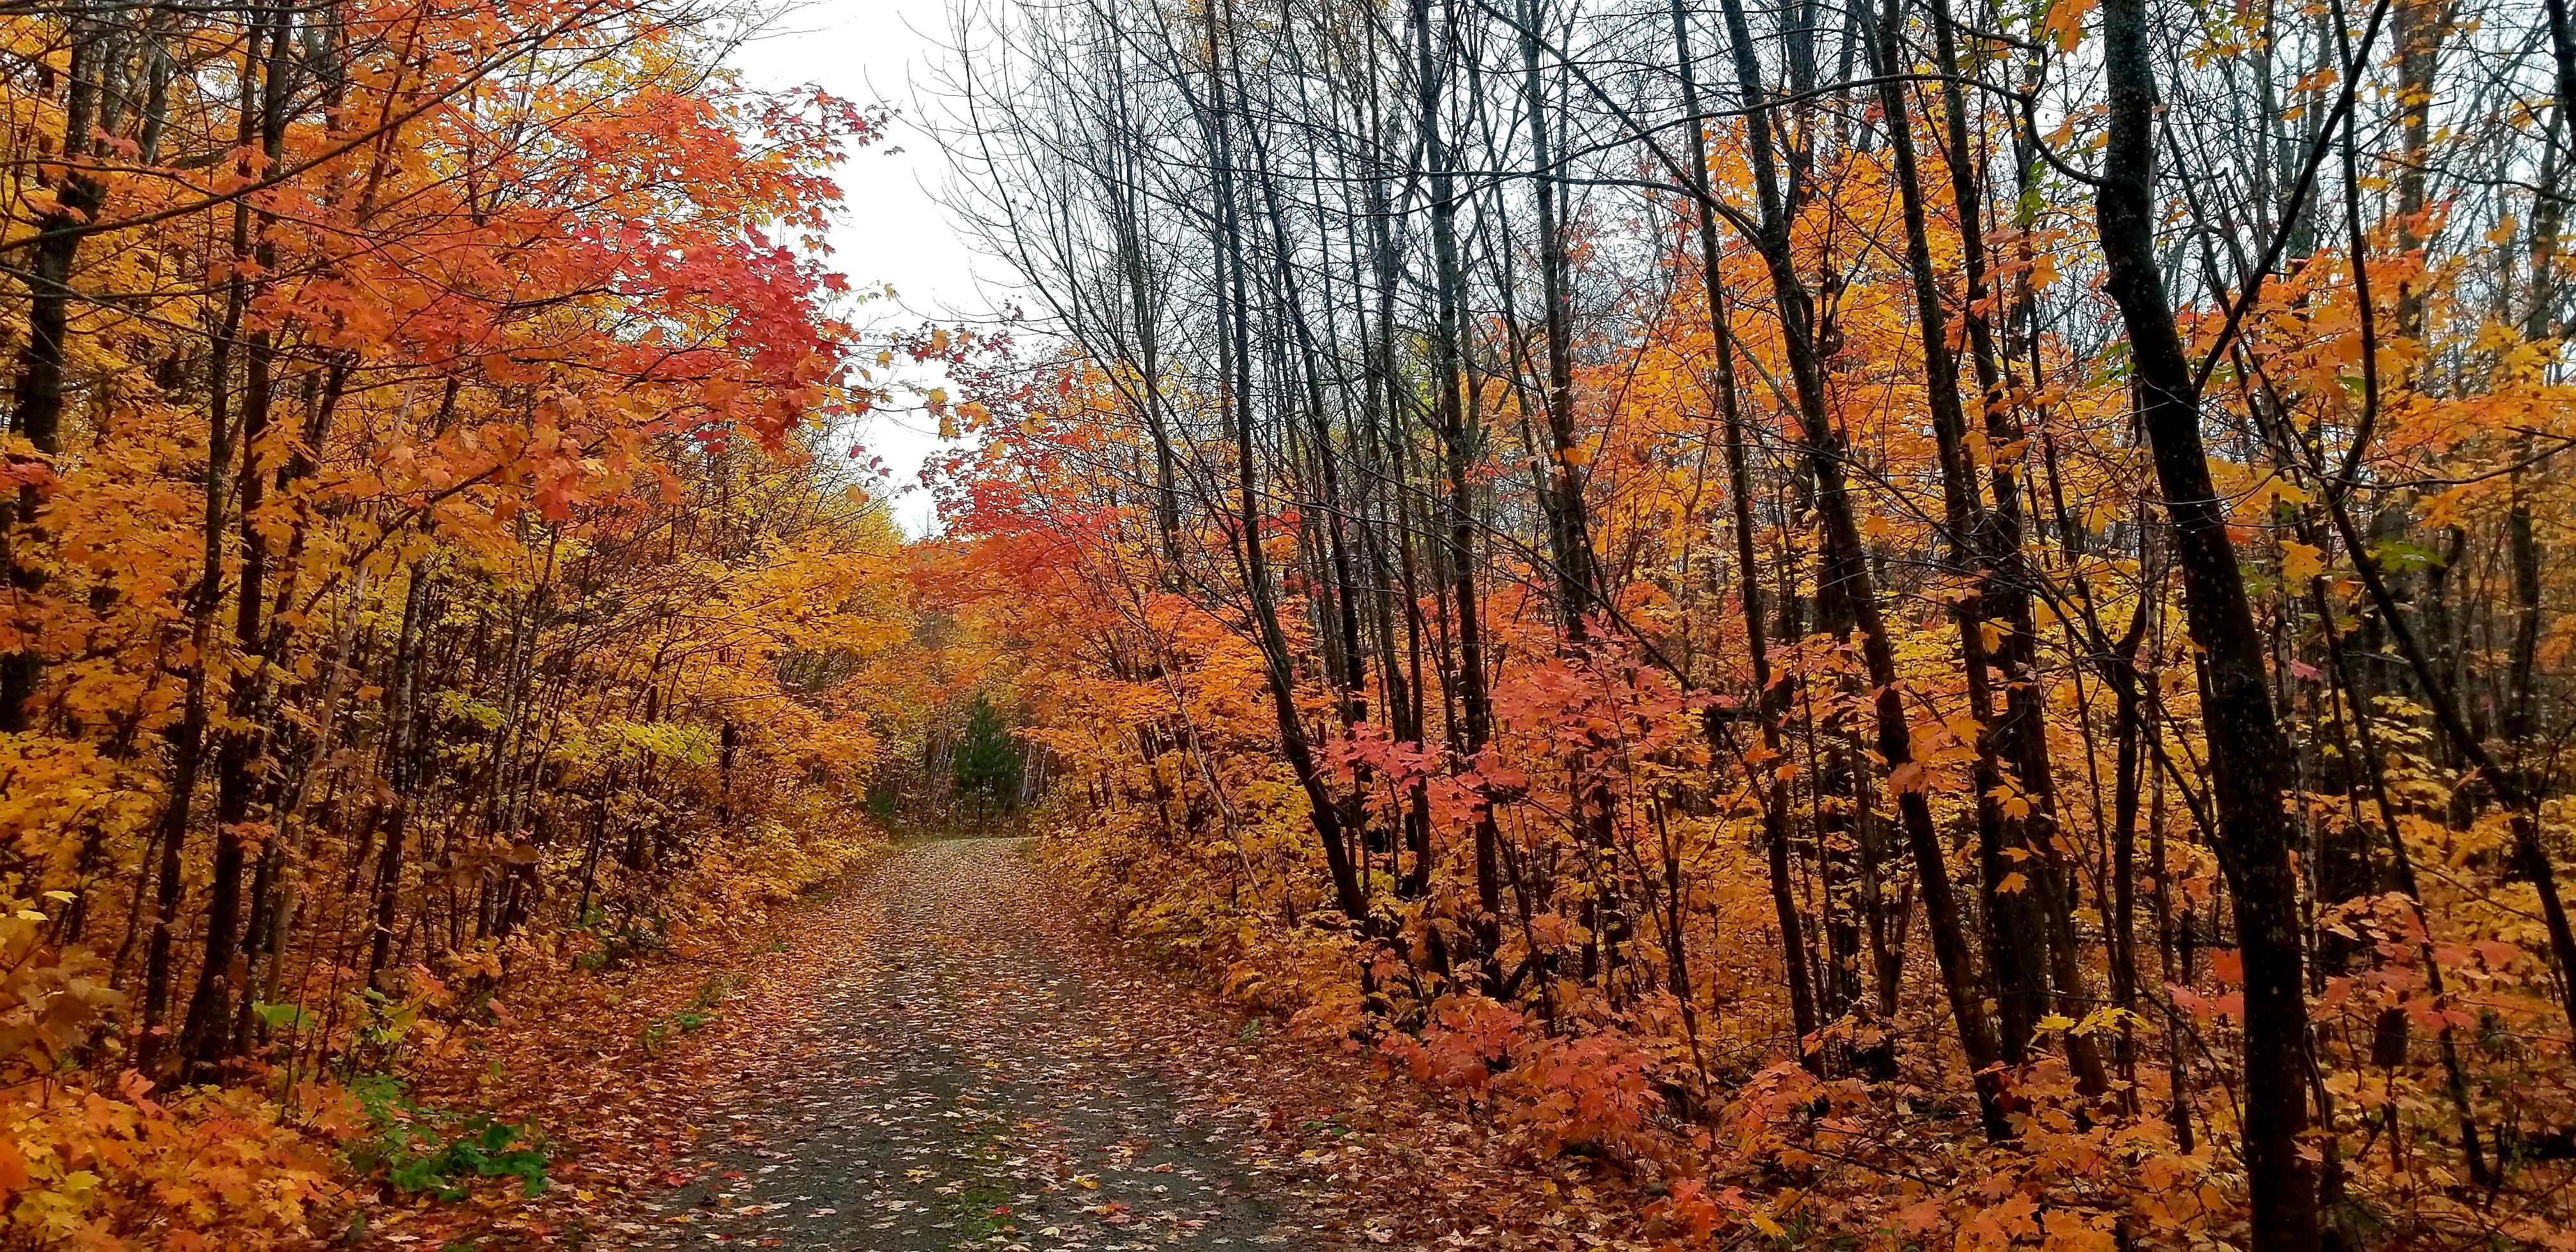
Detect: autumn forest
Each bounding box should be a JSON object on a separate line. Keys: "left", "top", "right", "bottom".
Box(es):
{"left": 1, "top": 0, "right": 2572, "bottom": 1246}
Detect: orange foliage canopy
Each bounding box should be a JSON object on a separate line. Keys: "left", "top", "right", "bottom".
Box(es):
{"left": 0, "top": 0, "right": 931, "bottom": 1242}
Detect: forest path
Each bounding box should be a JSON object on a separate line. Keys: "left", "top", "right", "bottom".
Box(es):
{"left": 629, "top": 837, "right": 1326, "bottom": 1252}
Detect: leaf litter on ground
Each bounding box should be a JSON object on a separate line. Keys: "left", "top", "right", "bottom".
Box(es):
{"left": 379, "top": 837, "right": 1662, "bottom": 1251}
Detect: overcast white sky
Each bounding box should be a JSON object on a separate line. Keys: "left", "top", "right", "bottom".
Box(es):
{"left": 730, "top": 0, "right": 996, "bottom": 533}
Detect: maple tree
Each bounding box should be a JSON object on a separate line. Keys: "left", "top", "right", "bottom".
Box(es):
{"left": 6, "top": 0, "right": 2576, "bottom": 1244}
{"left": 0, "top": 0, "right": 947, "bottom": 1240}
{"left": 921, "top": 0, "right": 2576, "bottom": 1244}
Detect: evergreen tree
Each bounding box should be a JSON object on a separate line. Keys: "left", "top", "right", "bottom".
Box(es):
{"left": 952, "top": 695, "right": 1024, "bottom": 820}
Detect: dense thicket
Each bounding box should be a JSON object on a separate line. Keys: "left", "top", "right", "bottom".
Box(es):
{"left": 0, "top": 0, "right": 921, "bottom": 1239}
{"left": 928, "top": 0, "right": 2576, "bottom": 1242}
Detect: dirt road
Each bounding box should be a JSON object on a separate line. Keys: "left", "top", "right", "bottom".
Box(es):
{"left": 627, "top": 839, "right": 1323, "bottom": 1251}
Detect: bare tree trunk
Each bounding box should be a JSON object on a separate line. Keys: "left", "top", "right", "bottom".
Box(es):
{"left": 1715, "top": 0, "right": 2004, "bottom": 1131}
{"left": 2095, "top": 0, "right": 2317, "bottom": 1240}
{"left": 1667, "top": 0, "right": 1818, "bottom": 1061}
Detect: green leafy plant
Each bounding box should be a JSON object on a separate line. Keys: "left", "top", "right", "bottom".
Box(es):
{"left": 641, "top": 973, "right": 739, "bottom": 1053}
{"left": 252, "top": 1001, "right": 313, "bottom": 1034}
{"left": 346, "top": 1075, "right": 549, "bottom": 1202}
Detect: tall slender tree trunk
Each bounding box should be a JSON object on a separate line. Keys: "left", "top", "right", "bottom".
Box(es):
{"left": 2, "top": 9, "right": 106, "bottom": 729}
{"left": 1202, "top": 0, "right": 1368, "bottom": 926}
{"left": 1667, "top": 0, "right": 1819, "bottom": 1061}
{"left": 2095, "top": 0, "right": 2317, "bottom": 1240}
{"left": 184, "top": 2, "right": 298, "bottom": 1074}
{"left": 1413, "top": 0, "right": 1506, "bottom": 980}
{"left": 1715, "top": 0, "right": 2005, "bottom": 1131}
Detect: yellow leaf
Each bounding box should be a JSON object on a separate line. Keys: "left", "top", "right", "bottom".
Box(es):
{"left": 1997, "top": 872, "right": 2028, "bottom": 894}
{"left": 2421, "top": 485, "right": 2468, "bottom": 530}
{"left": 2280, "top": 541, "right": 2324, "bottom": 584}
{"left": 2250, "top": 474, "right": 2310, "bottom": 508}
